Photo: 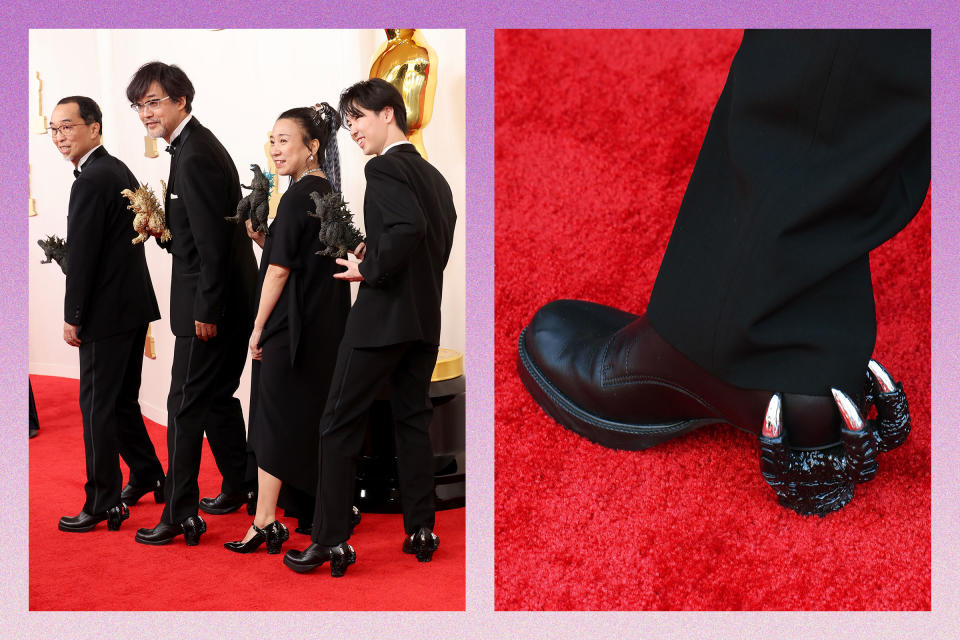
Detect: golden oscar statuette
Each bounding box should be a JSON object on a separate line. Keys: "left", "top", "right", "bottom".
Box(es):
{"left": 33, "top": 72, "right": 48, "bottom": 134}
{"left": 144, "top": 324, "right": 156, "bottom": 359}
{"left": 144, "top": 136, "right": 159, "bottom": 159}
{"left": 29, "top": 164, "right": 38, "bottom": 217}
{"left": 432, "top": 348, "right": 463, "bottom": 382}
{"left": 369, "top": 29, "right": 437, "bottom": 160}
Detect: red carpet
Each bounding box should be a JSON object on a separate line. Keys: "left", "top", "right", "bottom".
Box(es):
{"left": 29, "top": 374, "right": 464, "bottom": 611}
{"left": 495, "top": 30, "right": 930, "bottom": 611}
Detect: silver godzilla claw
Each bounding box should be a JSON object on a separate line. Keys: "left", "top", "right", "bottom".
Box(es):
{"left": 831, "top": 388, "right": 878, "bottom": 484}
{"left": 865, "top": 359, "right": 911, "bottom": 452}
{"left": 757, "top": 394, "right": 853, "bottom": 517}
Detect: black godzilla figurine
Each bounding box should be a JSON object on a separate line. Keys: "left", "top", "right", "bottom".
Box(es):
{"left": 37, "top": 234, "right": 68, "bottom": 275}
{"left": 307, "top": 191, "right": 365, "bottom": 259}
{"left": 226, "top": 164, "right": 272, "bottom": 235}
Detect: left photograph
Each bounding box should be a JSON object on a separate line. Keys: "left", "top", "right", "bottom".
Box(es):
{"left": 28, "top": 28, "right": 465, "bottom": 611}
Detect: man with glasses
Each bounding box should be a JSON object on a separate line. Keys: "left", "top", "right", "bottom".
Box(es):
{"left": 50, "top": 96, "right": 165, "bottom": 534}
{"left": 125, "top": 62, "right": 257, "bottom": 546}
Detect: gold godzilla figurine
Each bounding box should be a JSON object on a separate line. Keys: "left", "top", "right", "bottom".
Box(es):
{"left": 121, "top": 181, "right": 172, "bottom": 245}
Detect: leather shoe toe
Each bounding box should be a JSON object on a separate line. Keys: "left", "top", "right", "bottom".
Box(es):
{"left": 199, "top": 492, "right": 250, "bottom": 515}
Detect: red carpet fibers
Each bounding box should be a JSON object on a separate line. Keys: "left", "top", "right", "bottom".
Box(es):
{"left": 495, "top": 30, "right": 930, "bottom": 611}
{"left": 29, "top": 374, "right": 464, "bottom": 611}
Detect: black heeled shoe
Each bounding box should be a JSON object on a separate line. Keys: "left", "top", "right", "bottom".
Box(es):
{"left": 402, "top": 527, "right": 440, "bottom": 562}
{"left": 120, "top": 477, "right": 165, "bottom": 505}
{"left": 283, "top": 542, "right": 356, "bottom": 576}
{"left": 224, "top": 521, "right": 290, "bottom": 554}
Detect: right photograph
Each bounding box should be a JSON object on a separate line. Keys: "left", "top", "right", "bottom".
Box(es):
{"left": 495, "top": 29, "right": 930, "bottom": 610}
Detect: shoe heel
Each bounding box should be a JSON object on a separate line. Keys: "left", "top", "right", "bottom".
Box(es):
{"left": 182, "top": 516, "right": 206, "bottom": 546}
{"left": 264, "top": 521, "right": 287, "bottom": 554}
{"left": 330, "top": 544, "right": 356, "bottom": 577}
{"left": 106, "top": 504, "right": 130, "bottom": 531}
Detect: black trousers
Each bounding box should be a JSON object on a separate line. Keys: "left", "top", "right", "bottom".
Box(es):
{"left": 312, "top": 341, "right": 438, "bottom": 546}
{"left": 647, "top": 29, "right": 930, "bottom": 397}
{"left": 162, "top": 319, "right": 250, "bottom": 523}
{"left": 77, "top": 324, "right": 164, "bottom": 513}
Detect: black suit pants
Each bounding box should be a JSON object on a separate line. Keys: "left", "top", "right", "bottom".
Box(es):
{"left": 312, "top": 340, "right": 438, "bottom": 546}
{"left": 78, "top": 324, "right": 163, "bottom": 513}
{"left": 647, "top": 29, "right": 930, "bottom": 396}
{"left": 162, "top": 319, "right": 250, "bottom": 523}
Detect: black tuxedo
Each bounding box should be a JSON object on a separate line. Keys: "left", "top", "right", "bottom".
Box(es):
{"left": 647, "top": 29, "right": 930, "bottom": 397}
{"left": 312, "top": 143, "right": 457, "bottom": 545}
{"left": 64, "top": 146, "right": 164, "bottom": 513}
{"left": 159, "top": 116, "right": 257, "bottom": 523}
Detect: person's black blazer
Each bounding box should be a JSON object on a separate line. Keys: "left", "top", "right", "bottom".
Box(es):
{"left": 162, "top": 117, "right": 257, "bottom": 337}
{"left": 64, "top": 146, "right": 160, "bottom": 341}
{"left": 345, "top": 143, "right": 457, "bottom": 348}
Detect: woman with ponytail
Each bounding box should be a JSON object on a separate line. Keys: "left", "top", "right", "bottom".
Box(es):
{"left": 225, "top": 103, "right": 353, "bottom": 555}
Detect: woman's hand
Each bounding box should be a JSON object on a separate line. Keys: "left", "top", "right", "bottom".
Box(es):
{"left": 249, "top": 326, "right": 263, "bottom": 360}
{"left": 246, "top": 219, "right": 266, "bottom": 248}
{"left": 350, "top": 242, "right": 366, "bottom": 261}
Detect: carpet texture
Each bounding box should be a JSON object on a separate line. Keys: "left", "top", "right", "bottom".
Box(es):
{"left": 29, "top": 374, "right": 464, "bottom": 610}
{"left": 494, "top": 29, "right": 930, "bottom": 611}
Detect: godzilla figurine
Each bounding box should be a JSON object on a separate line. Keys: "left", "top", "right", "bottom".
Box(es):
{"left": 307, "top": 191, "right": 365, "bottom": 259}
{"left": 37, "top": 234, "right": 68, "bottom": 275}
{"left": 121, "top": 181, "right": 171, "bottom": 245}
{"left": 227, "top": 164, "right": 272, "bottom": 235}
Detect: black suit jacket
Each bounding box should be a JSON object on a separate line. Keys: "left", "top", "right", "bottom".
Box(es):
{"left": 345, "top": 143, "right": 457, "bottom": 347}
{"left": 64, "top": 146, "right": 160, "bottom": 341}
{"left": 162, "top": 117, "right": 257, "bottom": 336}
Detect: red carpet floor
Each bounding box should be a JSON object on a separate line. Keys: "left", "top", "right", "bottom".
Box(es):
{"left": 29, "top": 374, "right": 464, "bottom": 611}
{"left": 495, "top": 30, "right": 930, "bottom": 611}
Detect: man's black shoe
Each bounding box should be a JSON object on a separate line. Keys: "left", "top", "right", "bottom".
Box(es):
{"left": 402, "top": 527, "right": 439, "bottom": 562}
{"left": 59, "top": 503, "right": 129, "bottom": 532}
{"left": 283, "top": 542, "right": 356, "bottom": 577}
{"left": 120, "top": 477, "right": 165, "bottom": 505}
{"left": 135, "top": 514, "right": 206, "bottom": 545}
{"left": 199, "top": 491, "right": 250, "bottom": 515}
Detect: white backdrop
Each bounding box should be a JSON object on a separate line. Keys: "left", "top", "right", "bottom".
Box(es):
{"left": 27, "top": 29, "right": 466, "bottom": 426}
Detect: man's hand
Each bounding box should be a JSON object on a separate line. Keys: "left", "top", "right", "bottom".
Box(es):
{"left": 195, "top": 321, "right": 217, "bottom": 341}
{"left": 246, "top": 219, "right": 265, "bottom": 248}
{"left": 63, "top": 322, "right": 81, "bottom": 347}
{"left": 334, "top": 258, "right": 364, "bottom": 282}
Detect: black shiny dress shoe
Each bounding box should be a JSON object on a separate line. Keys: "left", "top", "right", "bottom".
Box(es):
{"left": 224, "top": 520, "right": 290, "bottom": 554}
{"left": 199, "top": 491, "right": 252, "bottom": 515}
{"left": 294, "top": 506, "right": 361, "bottom": 536}
{"left": 402, "top": 527, "right": 439, "bottom": 562}
{"left": 120, "top": 477, "right": 165, "bottom": 506}
{"left": 59, "top": 503, "right": 129, "bottom": 532}
{"left": 519, "top": 300, "right": 912, "bottom": 516}
{"left": 519, "top": 302, "right": 845, "bottom": 450}
{"left": 283, "top": 542, "right": 356, "bottom": 576}
{"left": 135, "top": 514, "right": 207, "bottom": 545}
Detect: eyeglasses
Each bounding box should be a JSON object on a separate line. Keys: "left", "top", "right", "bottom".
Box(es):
{"left": 130, "top": 96, "right": 171, "bottom": 113}
{"left": 48, "top": 122, "right": 88, "bottom": 136}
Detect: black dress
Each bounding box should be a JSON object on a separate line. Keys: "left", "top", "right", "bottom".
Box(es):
{"left": 248, "top": 174, "right": 350, "bottom": 509}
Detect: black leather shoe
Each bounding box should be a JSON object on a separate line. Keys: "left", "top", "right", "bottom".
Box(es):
{"left": 59, "top": 503, "right": 129, "bottom": 532}
{"left": 120, "top": 477, "right": 165, "bottom": 506}
{"left": 518, "top": 301, "right": 846, "bottom": 451}
{"left": 135, "top": 514, "right": 207, "bottom": 546}
{"left": 199, "top": 491, "right": 252, "bottom": 515}
{"left": 402, "top": 527, "right": 439, "bottom": 562}
{"left": 283, "top": 542, "right": 356, "bottom": 576}
{"left": 224, "top": 521, "right": 289, "bottom": 554}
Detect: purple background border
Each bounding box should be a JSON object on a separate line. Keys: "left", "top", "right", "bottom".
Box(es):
{"left": 2, "top": 1, "right": 957, "bottom": 636}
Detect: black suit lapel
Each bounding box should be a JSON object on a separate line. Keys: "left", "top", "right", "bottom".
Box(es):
{"left": 80, "top": 145, "right": 109, "bottom": 171}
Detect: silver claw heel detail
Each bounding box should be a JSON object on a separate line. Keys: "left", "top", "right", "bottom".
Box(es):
{"left": 758, "top": 359, "right": 911, "bottom": 516}
{"left": 865, "top": 359, "right": 911, "bottom": 452}
{"left": 832, "top": 388, "right": 878, "bottom": 484}
{"left": 758, "top": 394, "right": 853, "bottom": 517}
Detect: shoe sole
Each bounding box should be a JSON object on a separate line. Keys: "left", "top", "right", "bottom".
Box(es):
{"left": 282, "top": 556, "right": 322, "bottom": 574}
{"left": 58, "top": 522, "right": 99, "bottom": 533}
{"left": 134, "top": 535, "right": 175, "bottom": 545}
{"left": 518, "top": 328, "right": 722, "bottom": 450}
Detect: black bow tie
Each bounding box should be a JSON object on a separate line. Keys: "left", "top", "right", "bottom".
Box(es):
{"left": 165, "top": 145, "right": 175, "bottom": 155}
{"left": 73, "top": 169, "right": 81, "bottom": 178}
